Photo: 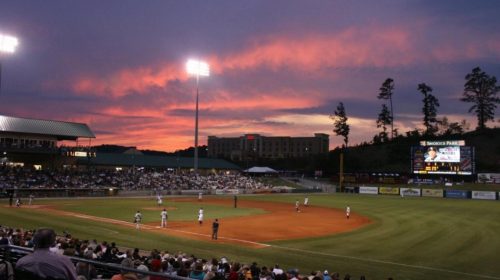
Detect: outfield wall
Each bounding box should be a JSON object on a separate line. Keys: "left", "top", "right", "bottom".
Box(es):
{"left": 351, "top": 186, "right": 498, "bottom": 200}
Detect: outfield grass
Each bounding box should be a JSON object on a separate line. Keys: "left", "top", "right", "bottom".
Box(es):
{"left": 1, "top": 194, "right": 499, "bottom": 280}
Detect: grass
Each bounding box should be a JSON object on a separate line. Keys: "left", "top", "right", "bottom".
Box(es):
{"left": 1, "top": 194, "right": 499, "bottom": 280}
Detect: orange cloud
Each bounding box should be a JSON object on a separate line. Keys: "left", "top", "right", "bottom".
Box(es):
{"left": 70, "top": 25, "right": 500, "bottom": 99}
{"left": 73, "top": 65, "right": 186, "bottom": 97}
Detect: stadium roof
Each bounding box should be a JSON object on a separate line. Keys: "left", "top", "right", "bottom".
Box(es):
{"left": 78, "top": 152, "right": 241, "bottom": 170}
{"left": 0, "top": 115, "right": 95, "bottom": 140}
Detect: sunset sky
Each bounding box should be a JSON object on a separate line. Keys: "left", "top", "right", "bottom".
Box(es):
{"left": 0, "top": 1, "right": 499, "bottom": 152}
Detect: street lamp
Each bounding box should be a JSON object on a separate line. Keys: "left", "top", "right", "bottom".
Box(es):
{"left": 186, "top": 59, "right": 210, "bottom": 174}
{"left": 0, "top": 33, "right": 19, "bottom": 96}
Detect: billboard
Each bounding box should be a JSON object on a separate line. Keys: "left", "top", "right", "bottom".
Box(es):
{"left": 359, "top": 186, "right": 378, "bottom": 195}
{"left": 445, "top": 190, "right": 469, "bottom": 199}
{"left": 471, "top": 191, "right": 497, "bottom": 200}
{"left": 411, "top": 141, "right": 475, "bottom": 175}
{"left": 400, "top": 188, "right": 421, "bottom": 197}
{"left": 422, "top": 189, "right": 444, "bottom": 197}
{"left": 379, "top": 187, "right": 399, "bottom": 195}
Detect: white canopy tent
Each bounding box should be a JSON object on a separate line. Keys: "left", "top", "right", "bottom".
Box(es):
{"left": 243, "top": 166, "right": 278, "bottom": 173}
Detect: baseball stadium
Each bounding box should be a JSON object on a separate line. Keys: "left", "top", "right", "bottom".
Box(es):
{"left": 1, "top": 116, "right": 499, "bottom": 280}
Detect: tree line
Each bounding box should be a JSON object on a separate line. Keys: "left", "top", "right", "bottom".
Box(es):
{"left": 330, "top": 67, "right": 500, "bottom": 146}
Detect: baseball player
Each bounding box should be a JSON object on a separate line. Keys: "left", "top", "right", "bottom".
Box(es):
{"left": 198, "top": 192, "right": 203, "bottom": 202}
{"left": 134, "top": 210, "right": 143, "bottom": 229}
{"left": 157, "top": 194, "right": 163, "bottom": 207}
{"left": 198, "top": 207, "right": 204, "bottom": 225}
{"left": 346, "top": 205, "right": 350, "bottom": 219}
{"left": 295, "top": 200, "right": 300, "bottom": 212}
{"left": 161, "top": 208, "right": 168, "bottom": 228}
{"left": 304, "top": 196, "right": 309, "bottom": 207}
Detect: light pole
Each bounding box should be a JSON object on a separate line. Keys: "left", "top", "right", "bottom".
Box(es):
{"left": 0, "top": 33, "right": 19, "bottom": 97}
{"left": 186, "top": 59, "right": 210, "bottom": 174}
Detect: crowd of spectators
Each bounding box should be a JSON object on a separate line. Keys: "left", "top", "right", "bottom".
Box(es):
{"left": 1, "top": 226, "right": 379, "bottom": 280}
{"left": 0, "top": 166, "right": 272, "bottom": 191}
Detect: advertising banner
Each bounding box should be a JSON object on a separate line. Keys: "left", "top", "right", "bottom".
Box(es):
{"left": 477, "top": 173, "right": 500, "bottom": 184}
{"left": 400, "top": 188, "right": 421, "bottom": 197}
{"left": 471, "top": 191, "right": 497, "bottom": 200}
{"left": 359, "top": 186, "right": 378, "bottom": 195}
{"left": 445, "top": 190, "right": 469, "bottom": 199}
{"left": 379, "top": 187, "right": 399, "bottom": 195}
{"left": 215, "top": 189, "right": 240, "bottom": 195}
{"left": 422, "top": 189, "right": 444, "bottom": 198}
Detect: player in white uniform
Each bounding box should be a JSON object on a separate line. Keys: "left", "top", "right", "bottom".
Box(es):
{"left": 157, "top": 194, "right": 163, "bottom": 207}
{"left": 134, "top": 210, "right": 143, "bottom": 229}
{"left": 198, "top": 192, "right": 203, "bottom": 202}
{"left": 295, "top": 200, "right": 300, "bottom": 212}
{"left": 198, "top": 207, "right": 204, "bottom": 225}
{"left": 304, "top": 197, "right": 309, "bottom": 207}
{"left": 346, "top": 205, "right": 350, "bottom": 219}
{"left": 161, "top": 208, "right": 168, "bottom": 228}
{"left": 29, "top": 194, "right": 34, "bottom": 206}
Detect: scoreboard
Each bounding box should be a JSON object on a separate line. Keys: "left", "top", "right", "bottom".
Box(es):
{"left": 411, "top": 140, "right": 475, "bottom": 175}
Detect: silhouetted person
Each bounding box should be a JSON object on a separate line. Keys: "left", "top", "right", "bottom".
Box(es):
{"left": 212, "top": 219, "right": 219, "bottom": 240}
{"left": 15, "top": 228, "right": 77, "bottom": 280}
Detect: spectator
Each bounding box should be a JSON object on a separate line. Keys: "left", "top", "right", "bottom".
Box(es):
{"left": 136, "top": 264, "right": 150, "bottom": 280}
{"left": 111, "top": 258, "right": 138, "bottom": 280}
{"left": 15, "top": 228, "right": 78, "bottom": 280}
{"left": 323, "top": 270, "right": 332, "bottom": 280}
{"left": 75, "top": 250, "right": 98, "bottom": 280}
{"left": 189, "top": 262, "right": 206, "bottom": 280}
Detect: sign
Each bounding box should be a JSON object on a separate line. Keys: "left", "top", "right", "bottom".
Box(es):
{"left": 471, "top": 191, "right": 496, "bottom": 200}
{"left": 445, "top": 190, "right": 469, "bottom": 199}
{"left": 379, "top": 187, "right": 399, "bottom": 195}
{"left": 422, "top": 189, "right": 444, "bottom": 198}
{"left": 359, "top": 186, "right": 378, "bottom": 195}
{"left": 477, "top": 173, "right": 500, "bottom": 184}
{"left": 215, "top": 189, "right": 240, "bottom": 195}
{"left": 400, "top": 188, "right": 421, "bottom": 197}
{"left": 420, "top": 140, "right": 465, "bottom": 146}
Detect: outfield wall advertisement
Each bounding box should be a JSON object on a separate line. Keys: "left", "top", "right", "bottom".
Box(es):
{"left": 379, "top": 187, "right": 399, "bottom": 195}
{"left": 215, "top": 189, "right": 240, "bottom": 195}
{"left": 422, "top": 189, "right": 444, "bottom": 197}
{"left": 359, "top": 186, "right": 378, "bottom": 195}
{"left": 471, "top": 191, "right": 497, "bottom": 200}
{"left": 445, "top": 190, "right": 469, "bottom": 199}
{"left": 400, "top": 188, "right": 421, "bottom": 197}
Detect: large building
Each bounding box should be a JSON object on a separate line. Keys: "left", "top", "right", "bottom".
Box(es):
{"left": 208, "top": 133, "right": 329, "bottom": 160}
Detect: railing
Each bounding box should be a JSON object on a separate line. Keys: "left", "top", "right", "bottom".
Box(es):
{"left": 0, "top": 245, "right": 190, "bottom": 280}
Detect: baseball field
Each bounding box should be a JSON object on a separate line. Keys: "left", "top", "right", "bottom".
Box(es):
{"left": 1, "top": 193, "right": 499, "bottom": 280}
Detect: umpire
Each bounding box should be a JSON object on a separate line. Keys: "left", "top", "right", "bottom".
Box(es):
{"left": 212, "top": 219, "right": 219, "bottom": 240}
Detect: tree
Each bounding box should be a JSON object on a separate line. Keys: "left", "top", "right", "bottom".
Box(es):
{"left": 376, "top": 104, "right": 392, "bottom": 142}
{"left": 418, "top": 83, "right": 440, "bottom": 135}
{"left": 436, "top": 117, "right": 469, "bottom": 135}
{"left": 377, "top": 78, "right": 395, "bottom": 139}
{"left": 330, "top": 102, "right": 350, "bottom": 147}
{"left": 461, "top": 67, "right": 500, "bottom": 130}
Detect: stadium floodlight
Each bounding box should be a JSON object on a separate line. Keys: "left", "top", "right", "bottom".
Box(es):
{"left": 0, "top": 33, "right": 19, "bottom": 97}
{"left": 186, "top": 59, "right": 210, "bottom": 77}
{"left": 0, "top": 34, "right": 19, "bottom": 53}
{"left": 186, "top": 59, "right": 210, "bottom": 174}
